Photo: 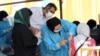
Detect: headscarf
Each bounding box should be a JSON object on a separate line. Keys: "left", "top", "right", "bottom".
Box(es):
{"left": 87, "top": 19, "right": 96, "bottom": 29}
{"left": 14, "top": 8, "right": 32, "bottom": 27}
{"left": 74, "top": 23, "right": 90, "bottom": 48}
{"left": 0, "top": 10, "right": 8, "bottom": 21}
{"left": 46, "top": 17, "right": 61, "bottom": 32}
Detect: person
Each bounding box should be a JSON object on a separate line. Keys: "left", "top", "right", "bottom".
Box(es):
{"left": 30, "top": 3, "right": 57, "bottom": 33}
{"left": 0, "top": 10, "right": 12, "bottom": 56}
{"left": 87, "top": 19, "right": 97, "bottom": 29}
{"left": 70, "top": 23, "right": 96, "bottom": 56}
{"left": 72, "top": 20, "right": 80, "bottom": 26}
{"left": 1, "top": 11, "right": 14, "bottom": 27}
{"left": 12, "top": 8, "right": 41, "bottom": 56}
{"left": 39, "top": 17, "right": 76, "bottom": 56}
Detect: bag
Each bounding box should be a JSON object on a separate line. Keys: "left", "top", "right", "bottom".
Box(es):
{"left": 73, "top": 37, "right": 89, "bottom": 56}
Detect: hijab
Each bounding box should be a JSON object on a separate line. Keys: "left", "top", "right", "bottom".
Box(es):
{"left": 46, "top": 17, "right": 61, "bottom": 32}
{"left": 0, "top": 11, "right": 8, "bottom": 21}
{"left": 74, "top": 23, "right": 90, "bottom": 49}
{"left": 14, "top": 8, "right": 32, "bottom": 27}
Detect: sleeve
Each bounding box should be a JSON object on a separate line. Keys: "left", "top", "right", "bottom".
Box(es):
{"left": 41, "top": 26, "right": 61, "bottom": 51}
{"left": 0, "top": 27, "right": 12, "bottom": 37}
{"left": 20, "top": 26, "right": 38, "bottom": 47}
{"left": 61, "top": 19, "right": 77, "bottom": 36}
{"left": 0, "top": 22, "right": 12, "bottom": 37}
{"left": 0, "top": 30, "right": 5, "bottom": 36}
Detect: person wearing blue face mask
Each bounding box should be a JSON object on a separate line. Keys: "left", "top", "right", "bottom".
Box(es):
{"left": 39, "top": 17, "right": 77, "bottom": 56}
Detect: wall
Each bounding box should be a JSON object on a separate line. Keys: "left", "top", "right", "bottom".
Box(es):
{"left": 0, "top": 0, "right": 100, "bottom": 23}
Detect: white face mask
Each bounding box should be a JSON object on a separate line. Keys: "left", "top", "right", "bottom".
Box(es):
{"left": 45, "top": 11, "right": 53, "bottom": 19}
{"left": 3, "top": 17, "right": 8, "bottom": 21}
{"left": 54, "top": 29, "right": 60, "bottom": 32}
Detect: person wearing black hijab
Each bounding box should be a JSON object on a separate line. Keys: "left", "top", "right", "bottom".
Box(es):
{"left": 46, "top": 17, "right": 61, "bottom": 32}
{"left": 40, "top": 17, "right": 76, "bottom": 56}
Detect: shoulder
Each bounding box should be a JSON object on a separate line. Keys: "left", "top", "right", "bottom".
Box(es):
{"left": 0, "top": 21, "right": 10, "bottom": 28}
{"left": 60, "top": 19, "right": 71, "bottom": 24}
{"left": 30, "top": 7, "right": 42, "bottom": 11}
{"left": 13, "top": 24, "right": 28, "bottom": 31}
{"left": 60, "top": 19, "right": 76, "bottom": 26}
{"left": 87, "top": 37, "right": 96, "bottom": 46}
{"left": 41, "top": 24, "right": 47, "bottom": 30}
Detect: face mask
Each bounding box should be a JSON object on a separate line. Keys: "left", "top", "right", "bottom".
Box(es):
{"left": 45, "top": 11, "right": 53, "bottom": 19}
{"left": 54, "top": 29, "right": 60, "bottom": 32}
{"left": 3, "top": 17, "right": 8, "bottom": 21}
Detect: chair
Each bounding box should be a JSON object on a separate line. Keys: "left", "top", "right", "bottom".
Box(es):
{"left": 80, "top": 46, "right": 100, "bottom": 56}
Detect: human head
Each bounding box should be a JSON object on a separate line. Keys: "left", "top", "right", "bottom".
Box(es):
{"left": 46, "top": 17, "right": 61, "bottom": 32}
{"left": 87, "top": 19, "right": 96, "bottom": 29}
{"left": 0, "top": 10, "right": 8, "bottom": 21}
{"left": 43, "top": 3, "right": 57, "bottom": 18}
{"left": 77, "top": 23, "right": 90, "bottom": 37}
{"left": 14, "top": 8, "right": 32, "bottom": 27}
{"left": 72, "top": 20, "right": 80, "bottom": 26}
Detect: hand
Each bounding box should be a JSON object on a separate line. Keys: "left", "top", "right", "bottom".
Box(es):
{"left": 29, "top": 26, "right": 40, "bottom": 34}
{"left": 34, "top": 31, "right": 41, "bottom": 39}
{"left": 69, "top": 35, "right": 73, "bottom": 41}
{"left": 58, "top": 38, "right": 67, "bottom": 47}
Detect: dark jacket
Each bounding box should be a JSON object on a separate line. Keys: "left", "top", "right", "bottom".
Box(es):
{"left": 12, "top": 23, "right": 38, "bottom": 56}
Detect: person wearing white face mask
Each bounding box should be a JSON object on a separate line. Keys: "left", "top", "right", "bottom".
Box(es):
{"left": 30, "top": 3, "right": 57, "bottom": 34}
{"left": 30, "top": 3, "right": 57, "bottom": 56}
{"left": 39, "top": 17, "right": 76, "bottom": 56}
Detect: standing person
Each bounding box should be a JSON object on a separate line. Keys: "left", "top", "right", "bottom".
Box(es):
{"left": 0, "top": 11, "right": 13, "bottom": 45}
{"left": 72, "top": 20, "right": 80, "bottom": 26}
{"left": 1, "top": 11, "right": 14, "bottom": 27}
{"left": 40, "top": 17, "right": 76, "bottom": 56}
{"left": 70, "top": 23, "right": 96, "bottom": 56}
{"left": 12, "top": 8, "right": 40, "bottom": 56}
{"left": 0, "top": 10, "right": 12, "bottom": 56}
{"left": 30, "top": 3, "right": 57, "bottom": 34}
{"left": 87, "top": 19, "right": 97, "bottom": 29}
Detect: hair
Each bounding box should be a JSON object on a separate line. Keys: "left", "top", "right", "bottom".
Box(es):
{"left": 0, "top": 10, "right": 8, "bottom": 21}
{"left": 46, "top": 17, "right": 61, "bottom": 32}
{"left": 87, "top": 19, "right": 96, "bottom": 29}
{"left": 73, "top": 21, "right": 80, "bottom": 26}
{"left": 45, "top": 3, "right": 57, "bottom": 11}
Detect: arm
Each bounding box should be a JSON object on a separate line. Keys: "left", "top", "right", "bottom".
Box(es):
{"left": 0, "top": 28, "right": 12, "bottom": 36}
{"left": 41, "top": 26, "right": 61, "bottom": 51}
{"left": 61, "top": 19, "right": 77, "bottom": 36}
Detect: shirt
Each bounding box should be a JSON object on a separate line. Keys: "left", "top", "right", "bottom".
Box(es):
{"left": 30, "top": 7, "right": 48, "bottom": 30}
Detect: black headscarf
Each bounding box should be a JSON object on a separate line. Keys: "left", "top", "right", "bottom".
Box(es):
{"left": 46, "top": 17, "right": 61, "bottom": 32}
{"left": 0, "top": 11, "right": 8, "bottom": 21}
